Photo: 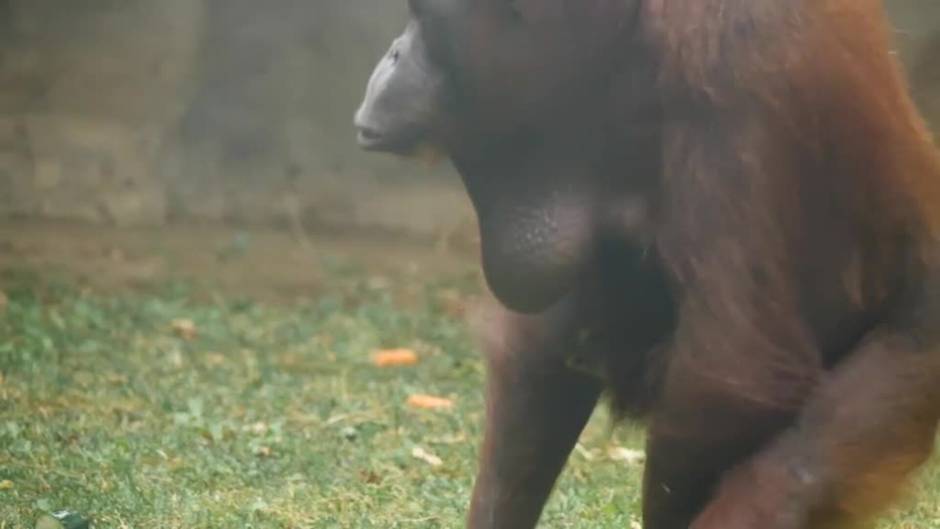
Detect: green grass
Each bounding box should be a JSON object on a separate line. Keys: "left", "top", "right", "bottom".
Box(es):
{"left": 0, "top": 267, "right": 937, "bottom": 528}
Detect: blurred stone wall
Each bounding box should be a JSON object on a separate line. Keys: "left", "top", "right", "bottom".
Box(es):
{"left": 0, "top": 1, "right": 936, "bottom": 238}
{"left": 0, "top": 0, "right": 206, "bottom": 226}
{"left": 168, "top": 0, "right": 471, "bottom": 240}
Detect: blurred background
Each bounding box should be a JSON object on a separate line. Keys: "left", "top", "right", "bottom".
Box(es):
{"left": 0, "top": 1, "right": 935, "bottom": 274}
{"left": 0, "top": 0, "right": 493, "bottom": 299}
{"left": 0, "top": 2, "right": 938, "bottom": 527}
{"left": 0, "top": 0, "right": 474, "bottom": 242}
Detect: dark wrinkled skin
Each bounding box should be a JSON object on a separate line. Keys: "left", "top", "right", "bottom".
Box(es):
{"left": 355, "top": 0, "right": 655, "bottom": 314}
{"left": 354, "top": 1, "right": 940, "bottom": 528}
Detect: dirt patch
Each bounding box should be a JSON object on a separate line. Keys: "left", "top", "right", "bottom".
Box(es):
{"left": 0, "top": 220, "right": 482, "bottom": 303}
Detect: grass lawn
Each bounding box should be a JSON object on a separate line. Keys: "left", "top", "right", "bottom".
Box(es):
{"left": 1, "top": 259, "right": 938, "bottom": 528}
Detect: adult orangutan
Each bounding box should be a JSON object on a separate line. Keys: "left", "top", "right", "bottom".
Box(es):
{"left": 353, "top": 1, "right": 940, "bottom": 528}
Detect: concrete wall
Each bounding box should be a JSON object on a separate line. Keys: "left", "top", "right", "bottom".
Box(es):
{"left": 0, "top": 0, "right": 206, "bottom": 226}
{"left": 167, "top": 0, "right": 471, "bottom": 240}
{"left": 0, "top": 1, "right": 936, "bottom": 239}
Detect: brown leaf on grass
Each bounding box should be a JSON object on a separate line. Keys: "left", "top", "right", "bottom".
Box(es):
{"left": 406, "top": 394, "right": 454, "bottom": 411}
{"left": 372, "top": 348, "right": 419, "bottom": 367}
{"left": 607, "top": 446, "right": 646, "bottom": 464}
{"left": 255, "top": 446, "right": 273, "bottom": 458}
{"left": 0, "top": 290, "right": 7, "bottom": 313}
{"left": 248, "top": 421, "right": 268, "bottom": 435}
{"left": 277, "top": 352, "right": 302, "bottom": 368}
{"left": 171, "top": 318, "right": 197, "bottom": 340}
{"left": 358, "top": 469, "right": 383, "bottom": 485}
{"left": 205, "top": 352, "right": 226, "bottom": 367}
{"left": 411, "top": 446, "right": 443, "bottom": 467}
{"left": 105, "top": 372, "right": 128, "bottom": 385}
{"left": 574, "top": 443, "right": 597, "bottom": 461}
